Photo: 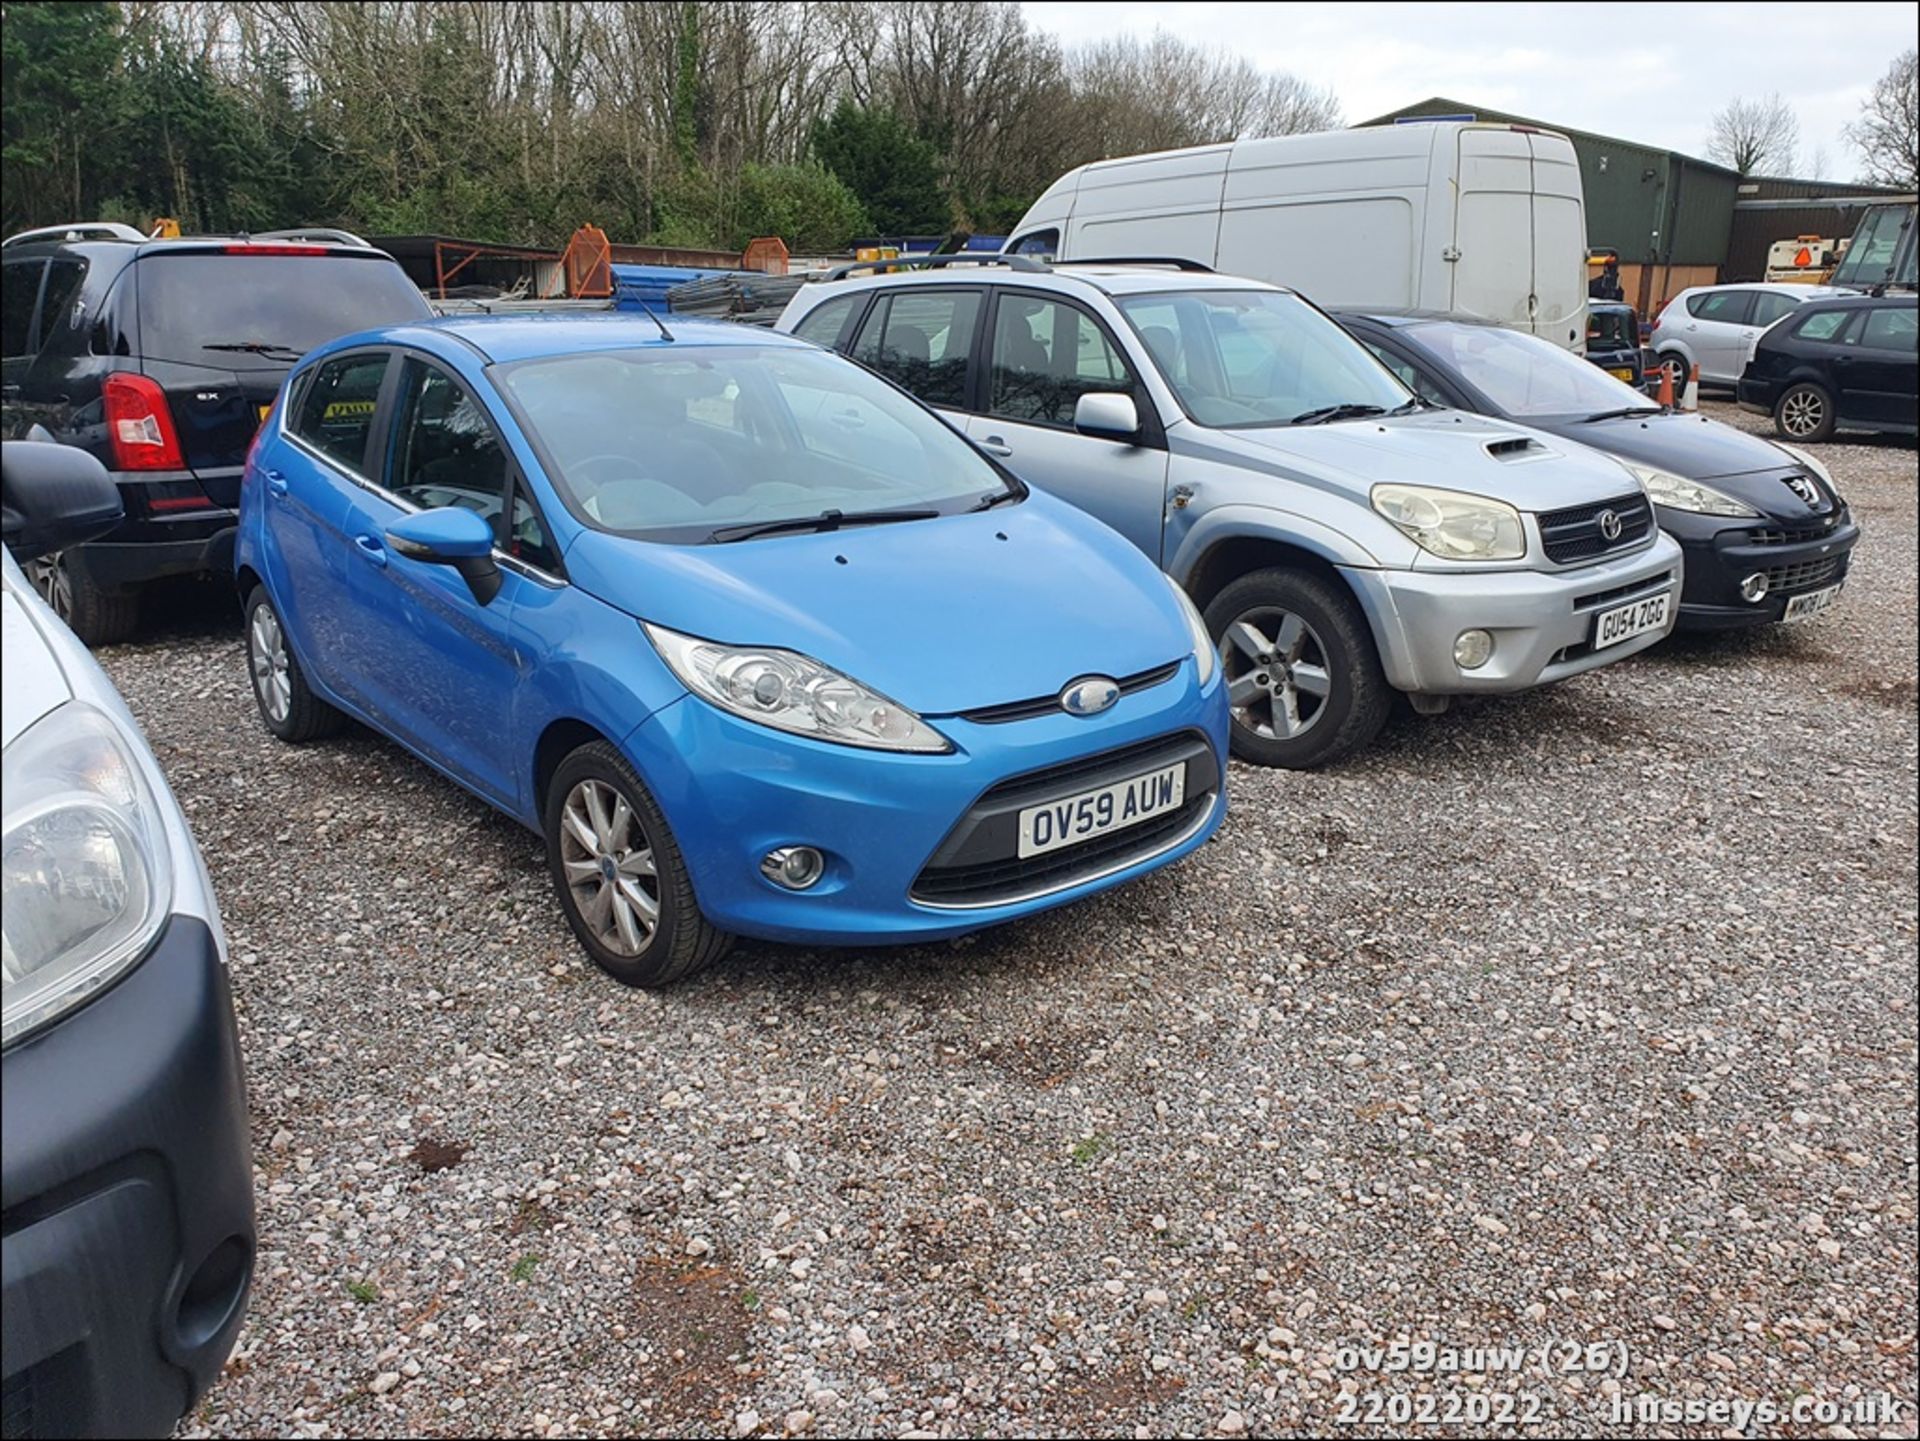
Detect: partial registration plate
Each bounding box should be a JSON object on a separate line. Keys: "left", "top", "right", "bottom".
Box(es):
{"left": 1593, "top": 590, "right": 1672, "bottom": 650}
{"left": 1607, "top": 367, "right": 1635, "bottom": 382}
{"left": 1783, "top": 580, "right": 1844, "bottom": 623}
{"left": 1017, "top": 763, "right": 1185, "bottom": 859}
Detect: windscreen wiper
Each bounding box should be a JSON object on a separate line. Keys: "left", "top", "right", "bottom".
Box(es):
{"left": 1579, "top": 405, "right": 1666, "bottom": 423}
{"left": 707, "top": 506, "right": 943, "bottom": 544}
{"left": 1290, "top": 403, "right": 1388, "bottom": 426}
{"left": 967, "top": 489, "right": 1022, "bottom": 511}
{"left": 203, "top": 340, "right": 306, "bottom": 360}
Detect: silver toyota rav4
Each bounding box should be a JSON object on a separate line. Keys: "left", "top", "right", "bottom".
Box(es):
{"left": 777, "top": 259, "right": 1683, "bottom": 768}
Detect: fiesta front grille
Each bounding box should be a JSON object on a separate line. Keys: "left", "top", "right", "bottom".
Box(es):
{"left": 957, "top": 662, "right": 1182, "bottom": 725}
{"left": 1539, "top": 493, "right": 1654, "bottom": 565}
{"left": 1765, "top": 555, "right": 1844, "bottom": 594}
{"left": 910, "top": 730, "right": 1218, "bottom": 907}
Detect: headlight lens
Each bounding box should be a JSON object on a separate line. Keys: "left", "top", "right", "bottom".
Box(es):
{"left": 1771, "top": 442, "right": 1835, "bottom": 492}
{"left": 3, "top": 703, "right": 172, "bottom": 1047}
{"left": 646, "top": 624, "right": 951, "bottom": 753}
{"left": 1627, "top": 463, "right": 1758, "bottom": 517}
{"left": 1371, "top": 483, "right": 1526, "bottom": 561}
{"left": 1165, "top": 576, "right": 1216, "bottom": 686}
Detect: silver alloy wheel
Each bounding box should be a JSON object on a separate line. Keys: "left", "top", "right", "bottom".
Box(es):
{"left": 1780, "top": 389, "right": 1824, "bottom": 437}
{"left": 559, "top": 778, "right": 661, "bottom": 957}
{"left": 248, "top": 603, "right": 292, "bottom": 724}
{"left": 1222, "top": 606, "right": 1333, "bottom": 741}
{"left": 25, "top": 553, "right": 72, "bottom": 620}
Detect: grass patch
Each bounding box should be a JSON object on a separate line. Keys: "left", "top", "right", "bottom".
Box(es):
{"left": 510, "top": 1254, "right": 541, "bottom": 1283}
{"left": 346, "top": 1279, "right": 379, "bottom": 1304}
{"left": 1070, "top": 1132, "right": 1112, "bottom": 1165}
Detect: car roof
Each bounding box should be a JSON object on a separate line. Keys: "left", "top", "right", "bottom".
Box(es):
{"left": 1794, "top": 291, "right": 1916, "bottom": 311}
{"left": 381, "top": 313, "right": 812, "bottom": 365}
{"left": 801, "top": 264, "right": 1294, "bottom": 302}
{"left": 2, "top": 236, "right": 387, "bottom": 262}
{"left": 1680, "top": 281, "right": 1850, "bottom": 298}
{"left": 1331, "top": 309, "right": 1497, "bottom": 330}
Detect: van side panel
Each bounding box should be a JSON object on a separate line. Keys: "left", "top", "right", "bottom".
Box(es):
{"left": 1215, "top": 134, "right": 1432, "bottom": 305}
{"left": 1062, "top": 145, "right": 1229, "bottom": 264}
{"left": 1451, "top": 128, "right": 1538, "bottom": 329}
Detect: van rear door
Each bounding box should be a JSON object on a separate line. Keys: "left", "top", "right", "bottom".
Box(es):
{"left": 1451, "top": 128, "right": 1588, "bottom": 351}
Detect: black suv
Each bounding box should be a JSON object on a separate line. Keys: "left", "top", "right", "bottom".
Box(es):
{"left": 1, "top": 233, "right": 431, "bottom": 641}
{"left": 1737, "top": 293, "right": 1918, "bottom": 442}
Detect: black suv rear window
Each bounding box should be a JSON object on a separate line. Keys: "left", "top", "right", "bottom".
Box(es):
{"left": 136, "top": 253, "right": 429, "bottom": 365}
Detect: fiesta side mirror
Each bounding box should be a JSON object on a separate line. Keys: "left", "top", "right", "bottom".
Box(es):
{"left": 386, "top": 506, "right": 502, "bottom": 605}
{"left": 0, "top": 441, "right": 124, "bottom": 562}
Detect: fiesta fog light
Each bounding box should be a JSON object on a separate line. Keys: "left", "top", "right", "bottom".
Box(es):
{"left": 1453, "top": 629, "right": 1494, "bottom": 669}
{"left": 762, "top": 846, "right": 825, "bottom": 890}
{"left": 1740, "top": 572, "right": 1770, "bottom": 603}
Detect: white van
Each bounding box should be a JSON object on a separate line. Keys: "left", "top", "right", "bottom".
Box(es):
{"left": 1004, "top": 122, "right": 1590, "bottom": 351}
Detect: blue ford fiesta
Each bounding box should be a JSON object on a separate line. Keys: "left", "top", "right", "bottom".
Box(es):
{"left": 236, "top": 316, "right": 1226, "bottom": 985}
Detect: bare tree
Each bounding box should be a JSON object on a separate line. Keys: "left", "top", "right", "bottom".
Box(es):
{"left": 1806, "top": 143, "right": 1830, "bottom": 180}
{"left": 1706, "top": 93, "right": 1798, "bottom": 175}
{"left": 1845, "top": 48, "right": 1918, "bottom": 188}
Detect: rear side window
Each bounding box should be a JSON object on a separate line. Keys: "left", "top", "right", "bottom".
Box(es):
{"left": 849, "top": 290, "right": 980, "bottom": 407}
{"left": 136, "top": 253, "right": 429, "bottom": 363}
{"left": 1009, "top": 230, "right": 1058, "bottom": 259}
{"left": 291, "top": 353, "right": 388, "bottom": 471}
{"left": 1749, "top": 292, "right": 1797, "bottom": 328}
{"left": 1792, "top": 310, "right": 1852, "bottom": 343}
{"left": 1687, "top": 290, "right": 1753, "bottom": 325}
{"left": 1858, "top": 306, "right": 1917, "bottom": 352}
{"left": 2, "top": 260, "right": 45, "bottom": 358}
{"left": 791, "top": 295, "right": 859, "bottom": 348}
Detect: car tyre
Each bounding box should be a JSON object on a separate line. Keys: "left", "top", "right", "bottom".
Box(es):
{"left": 1204, "top": 567, "right": 1391, "bottom": 770}
{"left": 244, "top": 587, "right": 344, "bottom": 743}
{"left": 1773, "top": 381, "right": 1836, "bottom": 442}
{"left": 26, "top": 551, "right": 140, "bottom": 646}
{"left": 1656, "top": 350, "right": 1690, "bottom": 393}
{"left": 544, "top": 741, "right": 733, "bottom": 988}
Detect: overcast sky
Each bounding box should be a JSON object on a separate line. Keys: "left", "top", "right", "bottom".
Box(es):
{"left": 1021, "top": 1, "right": 1912, "bottom": 180}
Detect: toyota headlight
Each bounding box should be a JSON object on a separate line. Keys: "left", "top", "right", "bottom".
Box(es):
{"left": 1626, "top": 463, "right": 1758, "bottom": 517}
{"left": 1371, "top": 484, "right": 1526, "bottom": 561}
{"left": 646, "top": 624, "right": 951, "bottom": 752}
{"left": 1165, "top": 576, "right": 1216, "bottom": 686}
{"left": 3, "top": 703, "right": 173, "bottom": 1047}
{"left": 1771, "top": 442, "right": 1835, "bottom": 492}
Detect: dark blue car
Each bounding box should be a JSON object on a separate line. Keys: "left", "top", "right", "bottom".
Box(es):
{"left": 236, "top": 316, "right": 1227, "bottom": 985}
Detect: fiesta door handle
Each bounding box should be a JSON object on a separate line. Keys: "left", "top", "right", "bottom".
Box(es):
{"left": 263, "top": 469, "right": 289, "bottom": 496}
{"left": 352, "top": 533, "right": 388, "bottom": 568}
{"left": 977, "top": 434, "right": 1013, "bottom": 457}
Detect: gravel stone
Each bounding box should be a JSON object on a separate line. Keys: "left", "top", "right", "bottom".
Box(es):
{"left": 103, "top": 403, "right": 1915, "bottom": 1437}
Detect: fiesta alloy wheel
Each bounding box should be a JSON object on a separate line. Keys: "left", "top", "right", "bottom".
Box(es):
{"left": 543, "top": 741, "right": 731, "bottom": 987}
{"left": 243, "top": 588, "right": 344, "bottom": 742}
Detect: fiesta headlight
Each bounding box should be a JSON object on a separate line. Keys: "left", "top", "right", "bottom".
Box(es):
{"left": 645, "top": 623, "right": 951, "bottom": 752}
{"left": 3, "top": 703, "right": 173, "bottom": 1047}
{"left": 1625, "top": 463, "right": 1758, "bottom": 517}
{"left": 1165, "top": 576, "right": 1217, "bottom": 686}
{"left": 1371, "top": 484, "right": 1526, "bottom": 562}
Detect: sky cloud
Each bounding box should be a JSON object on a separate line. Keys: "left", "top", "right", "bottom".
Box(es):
{"left": 1021, "top": 1, "right": 1913, "bottom": 180}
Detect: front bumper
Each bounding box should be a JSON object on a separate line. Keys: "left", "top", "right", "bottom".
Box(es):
{"left": 2, "top": 916, "right": 254, "bottom": 1439}
{"left": 1343, "top": 533, "right": 1684, "bottom": 695}
{"left": 1670, "top": 510, "right": 1860, "bottom": 629}
{"left": 623, "top": 660, "right": 1229, "bottom": 945}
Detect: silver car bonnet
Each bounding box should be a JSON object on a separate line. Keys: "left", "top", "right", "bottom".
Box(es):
{"left": 1170, "top": 408, "right": 1644, "bottom": 512}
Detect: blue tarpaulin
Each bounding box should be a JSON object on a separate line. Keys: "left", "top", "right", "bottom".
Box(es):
{"left": 610, "top": 263, "right": 737, "bottom": 310}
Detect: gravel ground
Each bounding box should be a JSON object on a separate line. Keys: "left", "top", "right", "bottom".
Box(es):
{"left": 96, "top": 401, "right": 1915, "bottom": 1438}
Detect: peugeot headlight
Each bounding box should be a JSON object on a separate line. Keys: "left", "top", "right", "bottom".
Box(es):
{"left": 646, "top": 624, "right": 951, "bottom": 753}
{"left": 3, "top": 703, "right": 172, "bottom": 1047}
{"left": 1625, "top": 463, "right": 1758, "bottom": 517}
{"left": 1165, "top": 576, "right": 1216, "bottom": 686}
{"left": 1371, "top": 483, "right": 1526, "bottom": 561}
{"left": 1771, "top": 442, "right": 1835, "bottom": 492}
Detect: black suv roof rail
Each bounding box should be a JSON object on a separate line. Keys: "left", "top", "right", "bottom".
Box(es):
{"left": 2, "top": 221, "right": 148, "bottom": 249}
{"left": 821, "top": 253, "right": 1050, "bottom": 282}
{"left": 1053, "top": 256, "right": 1215, "bottom": 272}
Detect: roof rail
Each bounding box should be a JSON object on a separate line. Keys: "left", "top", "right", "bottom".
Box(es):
{"left": 1052, "top": 256, "right": 1215, "bottom": 272}
{"left": 254, "top": 226, "right": 372, "bottom": 248}
{"left": 820, "top": 253, "right": 1050, "bottom": 283}
{"left": 2, "top": 221, "right": 148, "bottom": 249}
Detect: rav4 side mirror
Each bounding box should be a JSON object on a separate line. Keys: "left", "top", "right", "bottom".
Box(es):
{"left": 1074, "top": 391, "right": 1140, "bottom": 443}
{"left": 0, "top": 441, "right": 124, "bottom": 561}
{"left": 386, "top": 507, "right": 502, "bottom": 605}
